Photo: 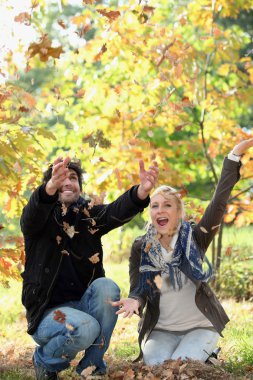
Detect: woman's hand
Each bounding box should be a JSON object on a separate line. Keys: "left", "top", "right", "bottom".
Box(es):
{"left": 232, "top": 138, "right": 253, "bottom": 156}
{"left": 110, "top": 298, "right": 140, "bottom": 318}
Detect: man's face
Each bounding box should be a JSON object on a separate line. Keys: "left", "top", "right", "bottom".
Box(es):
{"left": 58, "top": 169, "right": 81, "bottom": 206}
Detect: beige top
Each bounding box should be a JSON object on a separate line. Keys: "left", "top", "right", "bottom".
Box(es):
{"left": 155, "top": 244, "right": 213, "bottom": 331}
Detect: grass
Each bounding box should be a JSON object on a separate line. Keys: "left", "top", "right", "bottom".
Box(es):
{"left": 1, "top": 225, "right": 253, "bottom": 379}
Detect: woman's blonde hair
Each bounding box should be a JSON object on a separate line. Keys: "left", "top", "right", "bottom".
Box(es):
{"left": 151, "top": 185, "right": 185, "bottom": 218}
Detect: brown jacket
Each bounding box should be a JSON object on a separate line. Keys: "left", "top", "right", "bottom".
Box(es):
{"left": 128, "top": 158, "right": 241, "bottom": 358}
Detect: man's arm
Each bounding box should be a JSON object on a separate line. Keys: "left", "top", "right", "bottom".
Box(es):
{"left": 20, "top": 156, "right": 71, "bottom": 236}
{"left": 90, "top": 160, "right": 158, "bottom": 235}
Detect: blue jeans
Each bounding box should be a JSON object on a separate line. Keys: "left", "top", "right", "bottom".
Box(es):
{"left": 32, "top": 278, "right": 120, "bottom": 374}
{"left": 143, "top": 328, "right": 220, "bottom": 365}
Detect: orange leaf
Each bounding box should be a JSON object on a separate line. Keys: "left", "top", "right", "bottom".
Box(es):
{"left": 14, "top": 12, "right": 31, "bottom": 25}
{"left": 28, "top": 35, "right": 64, "bottom": 62}
{"left": 89, "top": 252, "right": 100, "bottom": 264}
{"left": 97, "top": 9, "right": 120, "bottom": 22}
{"left": 94, "top": 44, "right": 107, "bottom": 62}
{"left": 57, "top": 19, "right": 66, "bottom": 29}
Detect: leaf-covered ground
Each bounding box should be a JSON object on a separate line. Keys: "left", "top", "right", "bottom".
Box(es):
{"left": 1, "top": 313, "right": 252, "bottom": 380}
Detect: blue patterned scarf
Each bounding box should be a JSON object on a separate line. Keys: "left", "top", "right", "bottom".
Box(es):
{"left": 138, "top": 221, "right": 212, "bottom": 298}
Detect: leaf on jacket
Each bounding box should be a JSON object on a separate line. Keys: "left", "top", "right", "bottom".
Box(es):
{"left": 200, "top": 226, "right": 208, "bottom": 233}
{"left": 56, "top": 235, "right": 62, "bottom": 245}
{"left": 89, "top": 252, "right": 100, "bottom": 264}
{"left": 99, "top": 336, "right": 105, "bottom": 349}
{"left": 88, "top": 228, "right": 99, "bottom": 235}
{"left": 144, "top": 242, "right": 152, "bottom": 253}
{"left": 211, "top": 224, "right": 220, "bottom": 230}
{"left": 90, "top": 218, "right": 96, "bottom": 226}
{"left": 154, "top": 275, "right": 162, "bottom": 290}
{"left": 83, "top": 208, "right": 90, "bottom": 217}
{"left": 81, "top": 366, "right": 96, "bottom": 378}
{"left": 61, "top": 203, "right": 67, "bottom": 216}
{"left": 66, "top": 322, "right": 74, "bottom": 331}
{"left": 73, "top": 207, "right": 79, "bottom": 213}
{"left": 53, "top": 310, "right": 66, "bottom": 324}
{"left": 63, "top": 222, "right": 79, "bottom": 238}
{"left": 61, "top": 249, "right": 70, "bottom": 256}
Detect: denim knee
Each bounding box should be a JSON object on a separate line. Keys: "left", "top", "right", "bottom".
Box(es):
{"left": 90, "top": 278, "right": 120, "bottom": 299}
{"left": 71, "top": 316, "right": 100, "bottom": 350}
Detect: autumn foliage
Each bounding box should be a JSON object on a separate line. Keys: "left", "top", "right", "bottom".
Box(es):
{"left": 0, "top": 0, "right": 252, "bottom": 281}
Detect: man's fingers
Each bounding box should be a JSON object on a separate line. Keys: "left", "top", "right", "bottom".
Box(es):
{"left": 139, "top": 160, "right": 145, "bottom": 173}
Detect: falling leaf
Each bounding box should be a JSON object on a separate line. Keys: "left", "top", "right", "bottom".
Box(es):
{"left": 97, "top": 9, "right": 121, "bottom": 22}
{"left": 57, "top": 19, "right": 66, "bottom": 29}
{"left": 154, "top": 275, "right": 162, "bottom": 290}
{"left": 200, "top": 226, "right": 208, "bottom": 233}
{"left": 28, "top": 34, "right": 64, "bottom": 62}
{"left": 81, "top": 366, "right": 96, "bottom": 377}
{"left": 144, "top": 242, "right": 152, "bottom": 253}
{"left": 19, "top": 106, "right": 30, "bottom": 112}
{"left": 14, "top": 12, "right": 31, "bottom": 25}
{"left": 53, "top": 310, "right": 66, "bottom": 324}
{"left": 94, "top": 43, "right": 107, "bottom": 62}
{"left": 75, "top": 88, "right": 85, "bottom": 98}
{"left": 66, "top": 323, "right": 74, "bottom": 331}
{"left": 225, "top": 246, "right": 232, "bottom": 256}
{"left": 177, "top": 186, "right": 188, "bottom": 198}
{"left": 89, "top": 252, "right": 100, "bottom": 264}
{"left": 56, "top": 235, "right": 62, "bottom": 245}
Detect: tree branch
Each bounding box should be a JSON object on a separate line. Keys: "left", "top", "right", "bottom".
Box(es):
{"left": 229, "top": 184, "right": 253, "bottom": 201}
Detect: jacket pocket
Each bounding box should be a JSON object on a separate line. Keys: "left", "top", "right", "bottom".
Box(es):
{"left": 22, "top": 282, "right": 40, "bottom": 310}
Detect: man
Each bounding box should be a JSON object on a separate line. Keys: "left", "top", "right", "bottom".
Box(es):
{"left": 20, "top": 156, "right": 158, "bottom": 380}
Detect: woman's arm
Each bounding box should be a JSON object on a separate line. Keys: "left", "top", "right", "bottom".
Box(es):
{"left": 194, "top": 138, "right": 253, "bottom": 252}
{"left": 111, "top": 237, "right": 147, "bottom": 317}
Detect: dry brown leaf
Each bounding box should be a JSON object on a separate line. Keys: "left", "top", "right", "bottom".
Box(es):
{"left": 89, "top": 252, "right": 100, "bottom": 264}
{"left": 53, "top": 310, "right": 66, "bottom": 324}
{"left": 144, "top": 242, "right": 152, "bottom": 253}
{"left": 124, "top": 368, "right": 135, "bottom": 379}
{"left": 14, "top": 12, "right": 31, "bottom": 25}
{"left": 81, "top": 365, "right": 96, "bottom": 377}
{"left": 63, "top": 222, "right": 79, "bottom": 238}
{"left": 65, "top": 323, "right": 74, "bottom": 331}
{"left": 61, "top": 249, "right": 70, "bottom": 255}
{"left": 97, "top": 9, "right": 121, "bottom": 22}
{"left": 61, "top": 203, "right": 67, "bottom": 216}
{"left": 94, "top": 43, "right": 107, "bottom": 62}
{"left": 28, "top": 34, "right": 64, "bottom": 62}
{"left": 154, "top": 275, "right": 162, "bottom": 290}
{"left": 200, "top": 226, "right": 208, "bottom": 233}
{"left": 90, "top": 218, "right": 96, "bottom": 226}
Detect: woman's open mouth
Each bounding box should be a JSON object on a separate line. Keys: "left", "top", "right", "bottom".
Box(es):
{"left": 157, "top": 217, "right": 169, "bottom": 226}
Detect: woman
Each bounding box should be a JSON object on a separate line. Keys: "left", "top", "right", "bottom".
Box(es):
{"left": 112, "top": 138, "right": 253, "bottom": 365}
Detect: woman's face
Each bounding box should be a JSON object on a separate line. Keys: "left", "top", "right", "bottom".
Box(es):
{"left": 150, "top": 193, "right": 181, "bottom": 235}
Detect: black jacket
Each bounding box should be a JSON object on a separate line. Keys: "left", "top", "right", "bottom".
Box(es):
{"left": 20, "top": 184, "right": 149, "bottom": 335}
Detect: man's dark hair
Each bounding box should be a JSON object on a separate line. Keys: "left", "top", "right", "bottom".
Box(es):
{"left": 43, "top": 160, "right": 84, "bottom": 191}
